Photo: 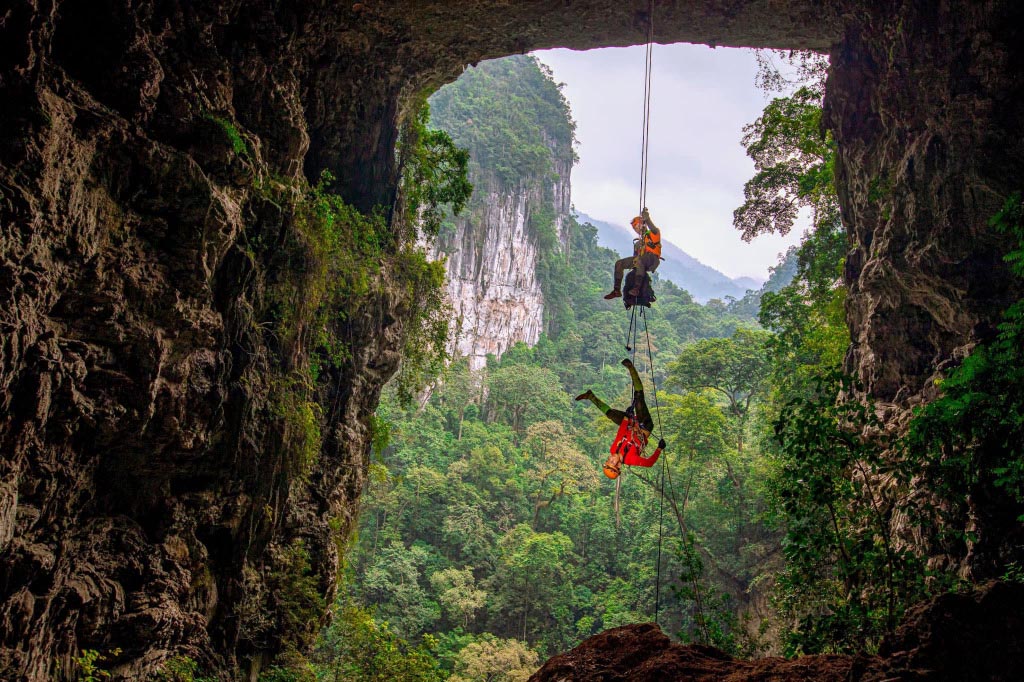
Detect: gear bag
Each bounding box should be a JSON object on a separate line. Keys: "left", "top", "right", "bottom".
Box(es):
{"left": 623, "top": 269, "right": 656, "bottom": 309}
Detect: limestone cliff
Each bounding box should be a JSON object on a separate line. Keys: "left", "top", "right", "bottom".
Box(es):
{"left": 428, "top": 56, "right": 575, "bottom": 370}
{"left": 433, "top": 173, "right": 571, "bottom": 370}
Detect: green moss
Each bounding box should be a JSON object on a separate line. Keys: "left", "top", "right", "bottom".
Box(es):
{"left": 150, "top": 656, "right": 215, "bottom": 682}
{"left": 204, "top": 113, "right": 251, "bottom": 157}
{"left": 271, "top": 373, "right": 323, "bottom": 478}
{"left": 268, "top": 540, "right": 327, "bottom": 654}
{"left": 264, "top": 171, "right": 387, "bottom": 367}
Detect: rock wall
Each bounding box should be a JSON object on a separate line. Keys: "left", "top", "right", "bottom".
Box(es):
{"left": 828, "top": 0, "right": 1024, "bottom": 411}
{"left": 0, "top": 2, "right": 416, "bottom": 678}
{"left": 826, "top": 0, "right": 1024, "bottom": 575}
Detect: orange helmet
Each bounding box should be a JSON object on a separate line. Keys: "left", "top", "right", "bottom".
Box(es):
{"left": 631, "top": 216, "right": 643, "bottom": 229}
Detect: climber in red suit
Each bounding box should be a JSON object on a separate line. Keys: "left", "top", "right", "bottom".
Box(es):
{"left": 576, "top": 358, "right": 666, "bottom": 478}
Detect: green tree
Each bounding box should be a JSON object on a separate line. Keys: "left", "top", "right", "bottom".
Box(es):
{"left": 772, "top": 373, "right": 927, "bottom": 655}
{"left": 431, "top": 567, "right": 488, "bottom": 629}
{"left": 668, "top": 328, "right": 772, "bottom": 458}
{"left": 314, "top": 602, "right": 444, "bottom": 682}
{"left": 360, "top": 540, "right": 441, "bottom": 639}
{"left": 523, "top": 420, "right": 600, "bottom": 529}
{"left": 448, "top": 635, "right": 540, "bottom": 682}
{"left": 490, "top": 525, "right": 575, "bottom": 643}
{"left": 734, "top": 51, "right": 836, "bottom": 243}
{"left": 486, "top": 364, "right": 569, "bottom": 435}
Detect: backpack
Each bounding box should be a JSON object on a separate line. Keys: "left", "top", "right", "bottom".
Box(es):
{"left": 623, "top": 269, "right": 656, "bottom": 309}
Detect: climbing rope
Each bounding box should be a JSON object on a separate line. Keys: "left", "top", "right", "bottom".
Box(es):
{"left": 616, "top": 0, "right": 668, "bottom": 626}
{"left": 638, "top": 0, "right": 655, "bottom": 214}
{"left": 623, "top": 303, "right": 639, "bottom": 361}
{"left": 638, "top": 0, "right": 668, "bottom": 625}
{"left": 641, "top": 305, "right": 668, "bottom": 625}
{"left": 621, "top": 304, "right": 669, "bottom": 624}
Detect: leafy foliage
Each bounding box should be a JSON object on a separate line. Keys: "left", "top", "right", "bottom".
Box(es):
{"left": 400, "top": 101, "right": 473, "bottom": 239}
{"left": 268, "top": 540, "right": 327, "bottom": 654}
{"left": 733, "top": 86, "right": 837, "bottom": 242}
{"left": 906, "top": 193, "right": 1024, "bottom": 557}
{"left": 314, "top": 601, "right": 445, "bottom": 682}
{"left": 772, "top": 373, "right": 929, "bottom": 654}
{"left": 430, "top": 55, "right": 576, "bottom": 189}
{"left": 204, "top": 113, "right": 251, "bottom": 157}
{"left": 448, "top": 635, "right": 539, "bottom": 682}
{"left": 73, "top": 648, "right": 122, "bottom": 682}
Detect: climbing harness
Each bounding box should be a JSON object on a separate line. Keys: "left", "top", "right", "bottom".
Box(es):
{"left": 641, "top": 228, "right": 662, "bottom": 257}
{"left": 610, "top": 414, "right": 651, "bottom": 465}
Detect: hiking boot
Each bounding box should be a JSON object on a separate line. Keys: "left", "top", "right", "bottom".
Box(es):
{"left": 603, "top": 289, "right": 622, "bottom": 300}
{"left": 621, "top": 358, "right": 634, "bottom": 369}
{"left": 575, "top": 390, "right": 595, "bottom": 402}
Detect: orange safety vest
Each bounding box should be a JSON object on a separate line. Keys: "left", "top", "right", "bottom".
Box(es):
{"left": 642, "top": 229, "right": 662, "bottom": 257}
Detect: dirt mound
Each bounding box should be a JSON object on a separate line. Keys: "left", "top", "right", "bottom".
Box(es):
{"left": 529, "top": 623, "right": 855, "bottom": 681}
{"left": 530, "top": 581, "right": 1024, "bottom": 682}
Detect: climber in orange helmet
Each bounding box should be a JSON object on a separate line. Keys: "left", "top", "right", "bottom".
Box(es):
{"left": 604, "top": 207, "right": 662, "bottom": 300}
{"left": 576, "top": 358, "right": 666, "bottom": 478}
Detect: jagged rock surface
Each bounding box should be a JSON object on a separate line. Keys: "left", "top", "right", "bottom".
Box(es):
{"left": 1, "top": 0, "right": 1022, "bottom": 679}
{"left": 434, "top": 168, "right": 571, "bottom": 371}
{"left": 529, "top": 581, "right": 1024, "bottom": 682}
{"left": 829, "top": 0, "right": 1024, "bottom": 409}
{"left": 826, "top": 0, "right": 1024, "bottom": 576}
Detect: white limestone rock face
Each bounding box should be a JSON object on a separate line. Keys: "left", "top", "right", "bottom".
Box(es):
{"left": 434, "top": 158, "right": 572, "bottom": 370}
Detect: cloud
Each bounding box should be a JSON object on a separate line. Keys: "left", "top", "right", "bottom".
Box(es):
{"left": 535, "top": 44, "right": 804, "bottom": 279}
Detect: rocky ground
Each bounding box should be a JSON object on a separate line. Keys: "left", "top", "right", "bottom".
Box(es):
{"left": 529, "top": 581, "right": 1024, "bottom": 682}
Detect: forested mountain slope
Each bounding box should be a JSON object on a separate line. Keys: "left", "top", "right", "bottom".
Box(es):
{"left": 427, "top": 56, "right": 576, "bottom": 369}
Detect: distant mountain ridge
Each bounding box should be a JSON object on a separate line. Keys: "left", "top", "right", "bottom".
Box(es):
{"left": 576, "top": 212, "right": 762, "bottom": 303}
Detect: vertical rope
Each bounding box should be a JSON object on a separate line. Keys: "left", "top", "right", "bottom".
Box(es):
{"left": 641, "top": 307, "right": 664, "bottom": 441}
{"left": 641, "top": 306, "right": 667, "bottom": 625}
{"left": 631, "top": 308, "right": 639, "bottom": 367}
{"left": 624, "top": 303, "right": 638, "bottom": 354}
{"left": 638, "top": 0, "right": 655, "bottom": 214}
{"left": 655, "top": 435, "right": 666, "bottom": 624}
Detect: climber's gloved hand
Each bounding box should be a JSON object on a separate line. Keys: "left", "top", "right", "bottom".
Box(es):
{"left": 642, "top": 207, "right": 651, "bottom": 220}
{"left": 657, "top": 439, "right": 667, "bottom": 450}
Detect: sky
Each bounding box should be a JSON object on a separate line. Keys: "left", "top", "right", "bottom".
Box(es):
{"left": 534, "top": 44, "right": 805, "bottom": 281}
